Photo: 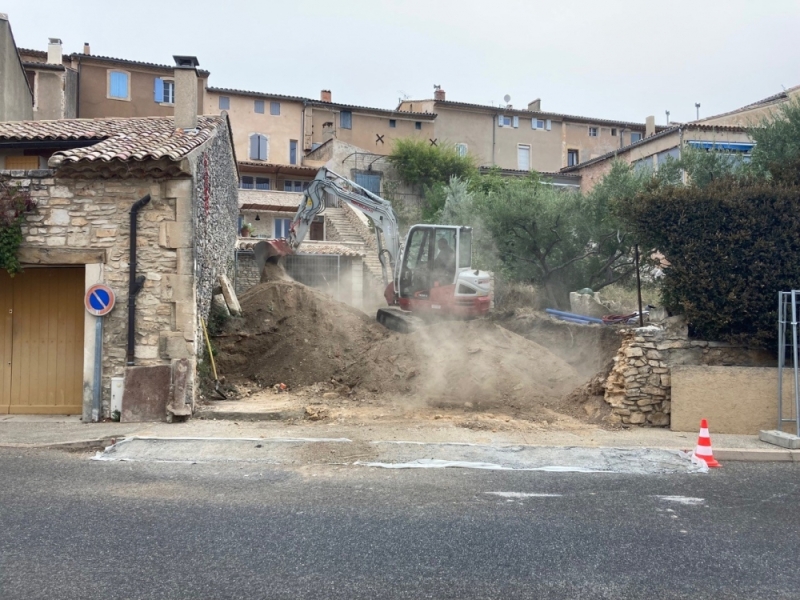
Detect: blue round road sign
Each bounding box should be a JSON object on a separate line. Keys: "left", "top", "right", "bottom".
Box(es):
{"left": 85, "top": 284, "right": 115, "bottom": 317}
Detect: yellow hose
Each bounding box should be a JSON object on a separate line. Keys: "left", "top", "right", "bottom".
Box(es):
{"left": 200, "top": 318, "right": 219, "bottom": 380}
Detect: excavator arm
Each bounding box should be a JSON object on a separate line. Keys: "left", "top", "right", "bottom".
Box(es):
{"left": 255, "top": 168, "right": 401, "bottom": 290}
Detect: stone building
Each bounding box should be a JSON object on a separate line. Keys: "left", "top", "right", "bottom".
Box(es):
{"left": 0, "top": 13, "right": 33, "bottom": 122}
{"left": 0, "top": 67, "right": 238, "bottom": 420}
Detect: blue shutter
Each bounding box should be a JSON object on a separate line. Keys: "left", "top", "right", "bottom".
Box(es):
{"left": 546, "top": 119, "right": 552, "bottom": 131}
{"left": 249, "top": 135, "right": 259, "bottom": 160}
{"left": 110, "top": 72, "right": 128, "bottom": 98}
{"left": 513, "top": 116, "right": 519, "bottom": 128}
{"left": 497, "top": 115, "right": 504, "bottom": 127}
{"left": 154, "top": 78, "right": 164, "bottom": 103}
{"left": 259, "top": 135, "right": 268, "bottom": 160}
{"left": 340, "top": 111, "right": 352, "bottom": 129}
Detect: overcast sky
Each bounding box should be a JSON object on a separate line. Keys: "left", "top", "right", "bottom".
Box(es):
{"left": 5, "top": 0, "right": 799, "bottom": 124}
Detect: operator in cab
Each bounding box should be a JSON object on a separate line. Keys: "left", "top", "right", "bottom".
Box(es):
{"left": 433, "top": 238, "right": 456, "bottom": 281}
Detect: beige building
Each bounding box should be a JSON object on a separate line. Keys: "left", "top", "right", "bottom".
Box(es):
{"left": 17, "top": 39, "right": 77, "bottom": 121}
{"left": 397, "top": 88, "right": 658, "bottom": 173}
{"left": 0, "top": 14, "right": 33, "bottom": 122}
{"left": 560, "top": 123, "right": 752, "bottom": 193}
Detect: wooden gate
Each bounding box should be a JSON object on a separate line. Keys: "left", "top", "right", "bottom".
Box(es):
{"left": 0, "top": 267, "right": 84, "bottom": 414}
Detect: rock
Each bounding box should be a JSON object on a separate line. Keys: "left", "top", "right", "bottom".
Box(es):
{"left": 624, "top": 347, "right": 644, "bottom": 358}
{"left": 647, "top": 412, "right": 670, "bottom": 426}
{"left": 305, "top": 405, "right": 329, "bottom": 421}
{"left": 629, "top": 412, "right": 647, "bottom": 424}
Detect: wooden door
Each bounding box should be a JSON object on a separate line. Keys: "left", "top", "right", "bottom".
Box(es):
{"left": 0, "top": 271, "right": 12, "bottom": 413}
{"left": 4, "top": 268, "right": 84, "bottom": 414}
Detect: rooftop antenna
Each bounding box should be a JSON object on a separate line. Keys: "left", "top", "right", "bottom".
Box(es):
{"left": 665, "top": 110, "right": 670, "bottom": 125}
{"left": 503, "top": 94, "right": 511, "bottom": 108}
{"left": 695, "top": 102, "right": 701, "bottom": 120}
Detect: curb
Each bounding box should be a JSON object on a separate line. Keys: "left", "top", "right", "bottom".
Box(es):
{"left": 0, "top": 437, "right": 117, "bottom": 452}
{"left": 714, "top": 447, "right": 799, "bottom": 462}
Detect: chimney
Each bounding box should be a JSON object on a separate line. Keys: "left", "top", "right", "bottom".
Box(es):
{"left": 433, "top": 86, "right": 446, "bottom": 101}
{"left": 83, "top": 42, "right": 91, "bottom": 55}
{"left": 320, "top": 90, "right": 331, "bottom": 103}
{"left": 645, "top": 115, "right": 655, "bottom": 138}
{"left": 322, "top": 121, "right": 335, "bottom": 143}
{"left": 47, "top": 38, "right": 62, "bottom": 65}
{"left": 173, "top": 55, "right": 199, "bottom": 130}
{"left": 527, "top": 98, "right": 541, "bottom": 111}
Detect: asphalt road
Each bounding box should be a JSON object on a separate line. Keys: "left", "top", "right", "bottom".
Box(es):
{"left": 1, "top": 448, "right": 798, "bottom": 599}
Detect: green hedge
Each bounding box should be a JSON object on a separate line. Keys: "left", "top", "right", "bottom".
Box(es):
{"left": 624, "top": 177, "right": 800, "bottom": 348}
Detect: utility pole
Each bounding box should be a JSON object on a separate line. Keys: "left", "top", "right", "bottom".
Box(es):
{"left": 695, "top": 103, "right": 701, "bottom": 120}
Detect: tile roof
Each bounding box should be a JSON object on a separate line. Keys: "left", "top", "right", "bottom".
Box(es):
{"left": 0, "top": 115, "right": 225, "bottom": 170}
{"left": 697, "top": 83, "right": 800, "bottom": 123}
{"left": 399, "top": 98, "right": 664, "bottom": 130}
{"left": 71, "top": 52, "right": 211, "bottom": 76}
{"left": 559, "top": 123, "right": 750, "bottom": 172}
{"left": 208, "top": 87, "right": 436, "bottom": 118}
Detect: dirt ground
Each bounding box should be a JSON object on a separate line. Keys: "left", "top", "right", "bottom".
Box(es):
{"left": 210, "top": 277, "right": 623, "bottom": 431}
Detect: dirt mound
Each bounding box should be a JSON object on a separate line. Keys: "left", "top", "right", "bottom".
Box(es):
{"left": 214, "top": 280, "right": 388, "bottom": 388}
{"left": 341, "top": 320, "right": 580, "bottom": 409}
{"left": 215, "top": 279, "right": 582, "bottom": 414}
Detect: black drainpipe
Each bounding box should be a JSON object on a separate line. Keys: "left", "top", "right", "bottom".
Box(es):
{"left": 127, "top": 194, "right": 151, "bottom": 366}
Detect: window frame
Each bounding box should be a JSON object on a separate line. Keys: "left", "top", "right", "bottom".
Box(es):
{"left": 107, "top": 69, "right": 131, "bottom": 101}
{"left": 219, "top": 96, "right": 231, "bottom": 110}
{"left": 340, "top": 110, "right": 353, "bottom": 129}
{"left": 611, "top": 128, "right": 618, "bottom": 137}
{"left": 631, "top": 132, "right": 643, "bottom": 143}
{"left": 455, "top": 143, "right": 468, "bottom": 157}
{"left": 154, "top": 77, "right": 175, "bottom": 105}
{"left": 254, "top": 99, "right": 265, "bottom": 114}
{"left": 567, "top": 149, "right": 579, "bottom": 167}
{"left": 274, "top": 218, "right": 292, "bottom": 239}
{"left": 389, "top": 119, "right": 397, "bottom": 128}
{"left": 415, "top": 121, "right": 422, "bottom": 130}
{"left": 289, "top": 140, "right": 298, "bottom": 165}
{"left": 270, "top": 101, "right": 281, "bottom": 116}
{"left": 517, "top": 144, "right": 531, "bottom": 171}
{"left": 249, "top": 133, "right": 269, "bottom": 161}
{"left": 588, "top": 126, "right": 599, "bottom": 137}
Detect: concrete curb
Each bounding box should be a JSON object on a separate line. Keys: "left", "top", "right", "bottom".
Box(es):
{"left": 714, "top": 448, "right": 799, "bottom": 462}
{"left": 0, "top": 437, "right": 117, "bottom": 452}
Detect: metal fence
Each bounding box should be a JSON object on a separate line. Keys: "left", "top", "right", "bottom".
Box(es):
{"left": 285, "top": 254, "right": 342, "bottom": 299}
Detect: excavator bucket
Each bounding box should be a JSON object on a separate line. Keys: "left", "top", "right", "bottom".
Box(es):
{"left": 253, "top": 240, "right": 293, "bottom": 280}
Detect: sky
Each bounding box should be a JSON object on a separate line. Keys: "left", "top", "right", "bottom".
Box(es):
{"left": 4, "top": 0, "right": 799, "bottom": 124}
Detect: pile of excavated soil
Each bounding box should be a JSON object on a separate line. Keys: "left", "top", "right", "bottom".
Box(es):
{"left": 215, "top": 279, "right": 583, "bottom": 413}
{"left": 340, "top": 320, "right": 581, "bottom": 409}
{"left": 214, "top": 280, "right": 389, "bottom": 388}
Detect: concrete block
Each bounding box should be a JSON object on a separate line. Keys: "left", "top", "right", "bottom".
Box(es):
{"left": 121, "top": 365, "right": 171, "bottom": 422}
{"left": 168, "top": 358, "right": 193, "bottom": 416}
{"left": 219, "top": 274, "right": 241, "bottom": 316}
{"left": 759, "top": 430, "right": 800, "bottom": 449}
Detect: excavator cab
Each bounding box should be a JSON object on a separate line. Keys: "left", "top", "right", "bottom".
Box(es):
{"left": 394, "top": 225, "right": 491, "bottom": 319}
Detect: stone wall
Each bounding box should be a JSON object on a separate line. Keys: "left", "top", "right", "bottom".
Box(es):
{"left": 234, "top": 250, "right": 260, "bottom": 295}
{"left": 604, "top": 318, "right": 775, "bottom": 427}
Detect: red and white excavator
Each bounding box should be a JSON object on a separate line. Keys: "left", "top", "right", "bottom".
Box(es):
{"left": 254, "top": 167, "right": 492, "bottom": 332}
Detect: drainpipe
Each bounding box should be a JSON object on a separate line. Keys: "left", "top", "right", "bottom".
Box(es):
{"left": 491, "top": 111, "right": 497, "bottom": 166}
{"left": 127, "top": 194, "right": 151, "bottom": 366}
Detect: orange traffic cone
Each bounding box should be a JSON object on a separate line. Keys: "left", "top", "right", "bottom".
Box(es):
{"left": 692, "top": 419, "right": 721, "bottom": 468}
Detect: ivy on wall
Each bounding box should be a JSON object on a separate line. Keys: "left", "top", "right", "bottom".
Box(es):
{"left": 0, "top": 182, "right": 37, "bottom": 275}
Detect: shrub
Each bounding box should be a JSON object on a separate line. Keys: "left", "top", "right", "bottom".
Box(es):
{"left": 0, "top": 182, "right": 36, "bottom": 275}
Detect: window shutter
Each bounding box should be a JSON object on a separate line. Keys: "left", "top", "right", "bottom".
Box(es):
{"left": 497, "top": 115, "right": 504, "bottom": 127}
{"left": 513, "top": 116, "right": 519, "bottom": 128}
{"left": 154, "top": 78, "right": 164, "bottom": 103}
{"left": 546, "top": 119, "right": 552, "bottom": 131}
{"left": 259, "top": 136, "right": 268, "bottom": 161}
{"left": 531, "top": 119, "right": 537, "bottom": 130}
{"left": 249, "top": 135, "right": 259, "bottom": 160}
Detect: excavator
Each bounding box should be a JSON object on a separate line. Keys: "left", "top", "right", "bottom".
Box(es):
{"left": 253, "top": 167, "right": 492, "bottom": 332}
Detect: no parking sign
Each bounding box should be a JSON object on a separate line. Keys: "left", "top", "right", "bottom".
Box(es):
{"left": 85, "top": 284, "right": 116, "bottom": 317}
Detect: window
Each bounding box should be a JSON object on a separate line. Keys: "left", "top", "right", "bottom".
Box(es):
{"left": 154, "top": 78, "right": 174, "bottom": 104}
{"left": 241, "top": 176, "right": 271, "bottom": 190}
{"left": 455, "top": 143, "right": 468, "bottom": 157}
{"left": 108, "top": 70, "right": 129, "bottom": 100}
{"left": 289, "top": 140, "right": 298, "bottom": 165}
{"left": 415, "top": 121, "right": 422, "bottom": 130}
{"left": 340, "top": 110, "right": 352, "bottom": 129}
{"left": 249, "top": 134, "right": 268, "bottom": 160}
{"left": 498, "top": 115, "right": 512, "bottom": 127}
{"left": 611, "top": 128, "right": 618, "bottom": 136}
{"left": 535, "top": 119, "right": 545, "bottom": 129}
{"left": 588, "top": 127, "right": 598, "bottom": 137}
{"left": 275, "top": 218, "right": 292, "bottom": 239}
{"left": 284, "top": 181, "right": 308, "bottom": 192}
{"left": 631, "top": 132, "right": 642, "bottom": 143}
{"left": 389, "top": 119, "right": 396, "bottom": 128}
{"left": 270, "top": 101, "right": 281, "bottom": 116}
{"left": 517, "top": 144, "right": 531, "bottom": 171}
{"left": 219, "top": 96, "right": 230, "bottom": 110}
{"left": 254, "top": 100, "right": 265, "bottom": 114}
{"left": 567, "top": 149, "right": 579, "bottom": 167}
{"left": 531, "top": 118, "right": 552, "bottom": 131}
{"left": 255, "top": 177, "right": 270, "bottom": 190}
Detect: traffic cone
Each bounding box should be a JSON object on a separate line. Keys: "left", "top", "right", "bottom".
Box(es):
{"left": 692, "top": 419, "right": 721, "bottom": 468}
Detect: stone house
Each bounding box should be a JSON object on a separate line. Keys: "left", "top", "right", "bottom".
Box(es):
{"left": 0, "top": 61, "right": 238, "bottom": 420}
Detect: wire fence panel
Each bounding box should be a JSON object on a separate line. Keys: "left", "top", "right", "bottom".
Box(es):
{"left": 285, "top": 254, "right": 343, "bottom": 300}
